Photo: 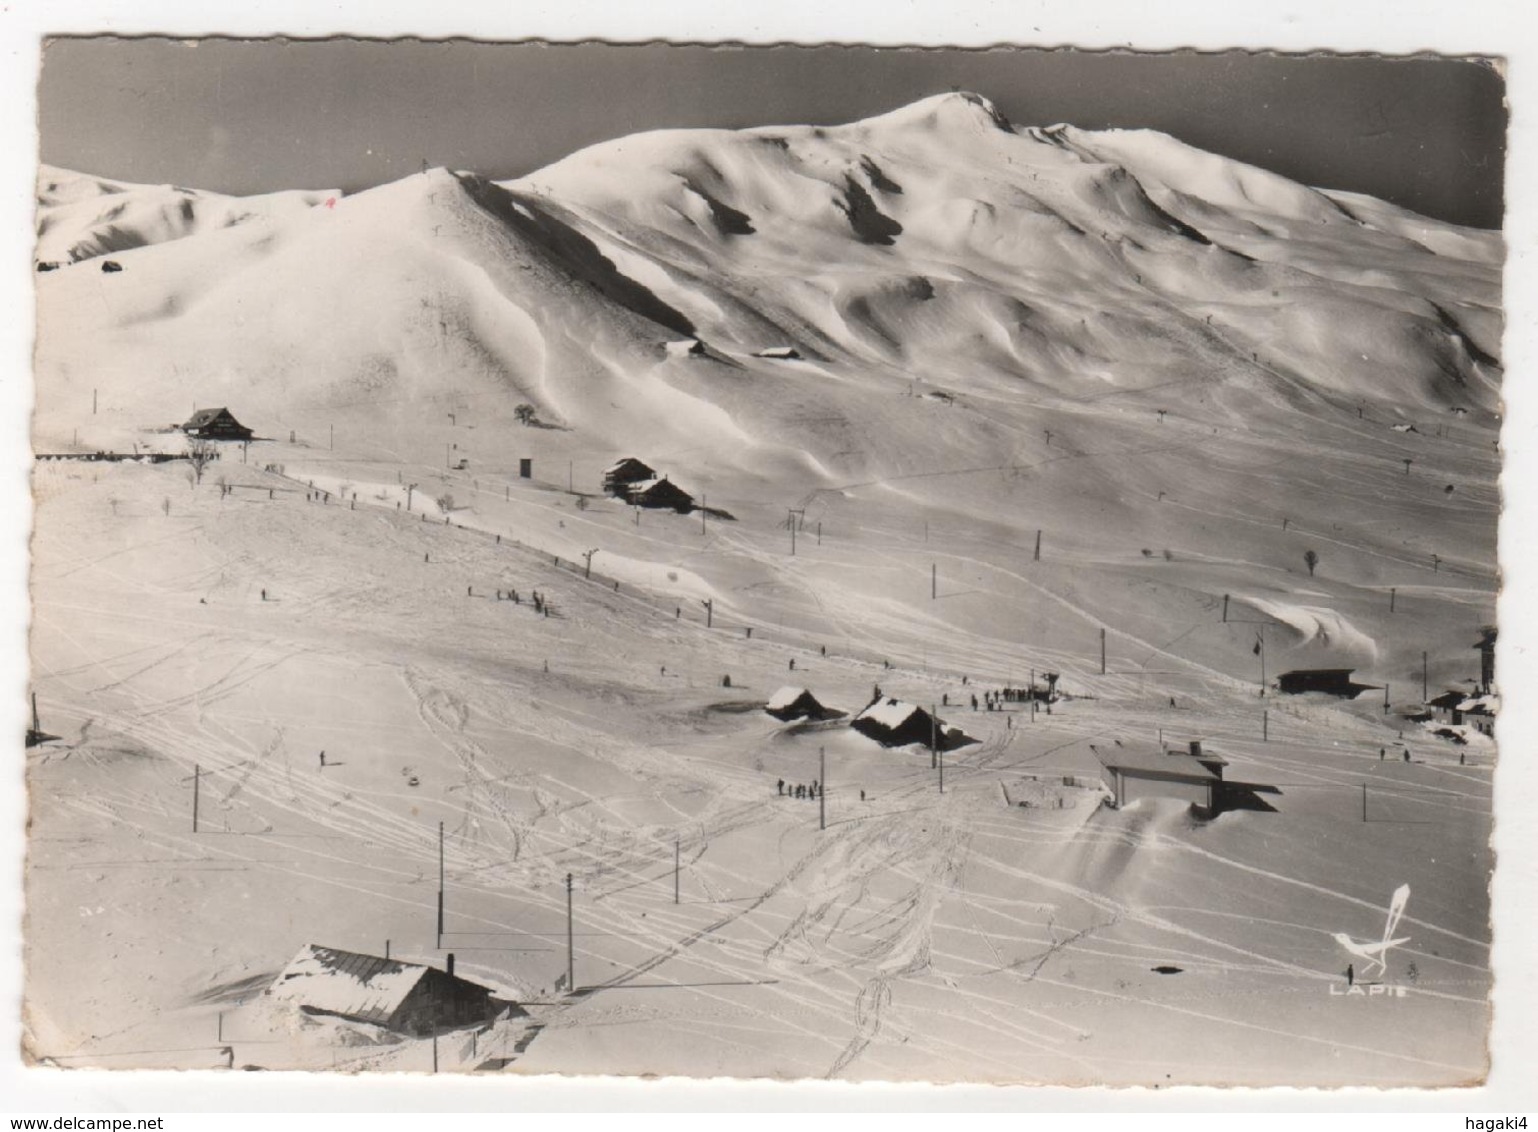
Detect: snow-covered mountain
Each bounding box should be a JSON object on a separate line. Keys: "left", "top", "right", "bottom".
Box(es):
{"left": 33, "top": 92, "right": 1502, "bottom": 677}
{"left": 25, "top": 92, "right": 1502, "bottom": 1083}
{"left": 34, "top": 164, "right": 336, "bottom": 264}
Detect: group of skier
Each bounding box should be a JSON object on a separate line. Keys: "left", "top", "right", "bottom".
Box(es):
{"left": 777, "top": 778, "right": 821, "bottom": 800}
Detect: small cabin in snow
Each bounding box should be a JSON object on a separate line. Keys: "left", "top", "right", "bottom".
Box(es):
{"left": 1427, "top": 690, "right": 1467, "bottom": 725}
{"left": 267, "top": 945, "right": 507, "bottom": 1037}
{"left": 1460, "top": 696, "right": 1497, "bottom": 738}
{"left": 851, "top": 697, "right": 969, "bottom": 750}
{"left": 602, "top": 457, "right": 655, "bottom": 498}
{"left": 182, "top": 407, "right": 253, "bottom": 442}
{"left": 764, "top": 686, "right": 840, "bottom": 723}
{"left": 1093, "top": 743, "right": 1221, "bottom": 814}
{"left": 1276, "top": 668, "right": 1362, "bottom": 697}
{"left": 628, "top": 475, "right": 695, "bottom": 512}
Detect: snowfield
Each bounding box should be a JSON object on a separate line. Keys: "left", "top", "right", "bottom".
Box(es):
{"left": 26, "top": 93, "right": 1497, "bottom": 1084}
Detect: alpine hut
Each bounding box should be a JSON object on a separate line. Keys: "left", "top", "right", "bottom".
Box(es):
{"left": 602, "top": 457, "right": 655, "bottom": 499}
{"left": 1275, "top": 668, "right": 1363, "bottom": 697}
{"left": 764, "top": 686, "right": 839, "bottom": 723}
{"left": 182, "top": 407, "right": 253, "bottom": 442}
{"left": 266, "top": 945, "right": 506, "bottom": 1037}
{"left": 851, "top": 697, "right": 969, "bottom": 749}
{"left": 628, "top": 475, "right": 695, "bottom": 512}
{"left": 1093, "top": 743, "right": 1221, "bottom": 814}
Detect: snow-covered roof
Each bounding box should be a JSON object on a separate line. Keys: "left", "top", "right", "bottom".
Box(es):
{"left": 1092, "top": 745, "right": 1219, "bottom": 781}
{"left": 603, "top": 456, "right": 652, "bottom": 474}
{"left": 184, "top": 407, "right": 238, "bottom": 427}
{"left": 754, "top": 346, "right": 800, "bottom": 359}
{"left": 630, "top": 476, "right": 691, "bottom": 497}
{"left": 1457, "top": 694, "right": 1498, "bottom": 715}
{"left": 767, "top": 686, "right": 816, "bottom": 711}
{"left": 267, "top": 945, "right": 434, "bottom": 1026}
{"left": 855, "top": 697, "right": 931, "bottom": 730}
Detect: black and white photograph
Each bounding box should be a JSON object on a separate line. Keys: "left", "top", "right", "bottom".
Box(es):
{"left": 8, "top": 3, "right": 1536, "bottom": 1110}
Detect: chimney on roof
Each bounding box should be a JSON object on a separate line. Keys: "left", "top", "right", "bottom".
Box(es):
{"left": 1189, "top": 740, "right": 1203, "bottom": 758}
{"left": 445, "top": 953, "right": 455, "bottom": 978}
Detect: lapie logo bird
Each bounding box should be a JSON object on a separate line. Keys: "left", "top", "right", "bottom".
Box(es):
{"left": 1333, "top": 884, "right": 1411, "bottom": 980}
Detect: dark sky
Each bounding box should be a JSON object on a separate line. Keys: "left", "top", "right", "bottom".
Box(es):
{"left": 38, "top": 38, "right": 1507, "bottom": 229}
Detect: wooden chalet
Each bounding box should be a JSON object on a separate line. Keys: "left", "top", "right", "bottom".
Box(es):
{"left": 267, "top": 945, "right": 506, "bottom": 1037}
{"left": 764, "top": 686, "right": 840, "bottom": 723}
{"left": 602, "top": 457, "right": 655, "bottom": 498}
{"left": 1276, "top": 668, "right": 1362, "bottom": 697}
{"left": 628, "top": 475, "right": 695, "bottom": 512}
{"left": 182, "top": 407, "right": 253, "bottom": 442}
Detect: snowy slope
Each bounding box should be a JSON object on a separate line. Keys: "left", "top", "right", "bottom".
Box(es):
{"left": 35, "top": 164, "right": 335, "bottom": 265}
{"left": 31, "top": 91, "right": 1504, "bottom": 701}
{"left": 25, "top": 93, "right": 1501, "bottom": 1082}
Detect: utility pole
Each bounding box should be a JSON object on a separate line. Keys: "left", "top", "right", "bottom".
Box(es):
{"left": 406, "top": 483, "right": 417, "bottom": 511}
{"left": 702, "top": 599, "right": 713, "bottom": 628}
{"left": 931, "top": 563, "right": 937, "bottom": 601}
{"left": 817, "top": 521, "right": 822, "bottom": 546}
{"left": 789, "top": 510, "right": 797, "bottom": 555}
{"left": 674, "top": 839, "right": 680, "bottom": 904}
{"left": 1262, "top": 709, "right": 1268, "bottom": 741}
{"left": 568, "top": 460, "right": 573, "bottom": 493}
{"left": 192, "top": 764, "right": 200, "bottom": 833}
{"left": 583, "top": 548, "right": 598, "bottom": 579}
{"left": 93, "top": 388, "right": 97, "bottom": 415}
{"left": 1258, "top": 626, "right": 1266, "bottom": 696}
{"left": 437, "top": 821, "right": 445, "bottom": 948}
{"left": 930, "top": 706, "right": 938, "bottom": 770}
{"left": 565, "top": 872, "right": 575, "bottom": 995}
{"left": 1034, "top": 530, "right": 1041, "bottom": 562}
{"left": 1384, "top": 683, "right": 1391, "bottom": 714}
{"left": 1100, "top": 629, "right": 1106, "bottom": 675}
{"left": 819, "top": 746, "right": 826, "bottom": 831}
{"left": 329, "top": 424, "right": 334, "bottom": 450}
{"left": 1222, "top": 594, "right": 1229, "bottom": 622}
{"left": 1390, "top": 587, "right": 1397, "bottom": 613}
{"left": 938, "top": 742, "right": 945, "bottom": 794}
{"left": 701, "top": 495, "right": 707, "bottom": 535}
{"left": 446, "top": 443, "right": 451, "bottom": 469}
{"left": 1362, "top": 783, "right": 1368, "bottom": 823}
{"left": 1422, "top": 651, "right": 1429, "bottom": 703}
